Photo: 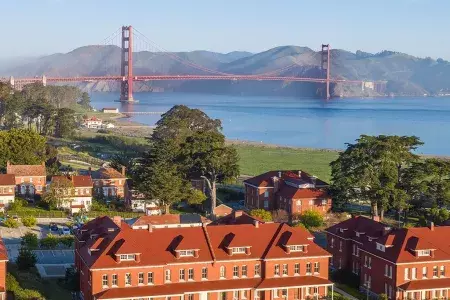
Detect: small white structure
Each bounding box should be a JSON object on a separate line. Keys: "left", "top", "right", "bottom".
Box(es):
{"left": 50, "top": 175, "right": 93, "bottom": 214}
{"left": 103, "top": 123, "right": 115, "bottom": 129}
{"left": 129, "top": 214, "right": 210, "bottom": 230}
{"left": 83, "top": 117, "right": 103, "bottom": 129}
{"left": 102, "top": 108, "right": 119, "bottom": 114}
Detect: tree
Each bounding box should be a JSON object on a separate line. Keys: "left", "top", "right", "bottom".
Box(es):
{"left": 299, "top": 210, "right": 324, "bottom": 229}
{"left": 22, "top": 216, "right": 37, "bottom": 227}
{"left": 21, "top": 232, "right": 39, "bottom": 249}
{"left": 136, "top": 145, "right": 191, "bottom": 214}
{"left": 249, "top": 209, "right": 273, "bottom": 222}
{"left": 3, "top": 218, "right": 19, "bottom": 228}
{"left": 65, "top": 267, "right": 80, "bottom": 292}
{"left": 16, "top": 247, "right": 37, "bottom": 270}
{"left": 0, "top": 129, "right": 47, "bottom": 168}
{"left": 330, "top": 135, "right": 422, "bottom": 219}
{"left": 78, "top": 92, "right": 91, "bottom": 110}
{"left": 180, "top": 131, "right": 239, "bottom": 214}
{"left": 54, "top": 108, "right": 76, "bottom": 138}
{"left": 188, "top": 189, "right": 207, "bottom": 205}
{"left": 42, "top": 176, "right": 75, "bottom": 209}
{"left": 6, "top": 273, "right": 44, "bottom": 300}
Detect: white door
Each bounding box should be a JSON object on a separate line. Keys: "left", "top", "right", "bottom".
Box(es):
{"left": 200, "top": 292, "right": 208, "bottom": 300}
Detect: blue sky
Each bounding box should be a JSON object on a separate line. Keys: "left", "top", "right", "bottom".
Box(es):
{"left": 1, "top": 0, "right": 448, "bottom": 59}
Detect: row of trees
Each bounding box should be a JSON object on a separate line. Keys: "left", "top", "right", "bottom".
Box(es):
{"left": 0, "top": 82, "right": 90, "bottom": 138}
{"left": 331, "top": 135, "right": 450, "bottom": 220}
{"left": 133, "top": 105, "right": 239, "bottom": 214}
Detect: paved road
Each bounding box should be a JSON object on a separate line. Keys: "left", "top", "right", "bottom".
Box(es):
{"left": 5, "top": 243, "right": 74, "bottom": 263}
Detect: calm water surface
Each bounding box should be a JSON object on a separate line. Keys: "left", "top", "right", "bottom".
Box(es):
{"left": 91, "top": 93, "right": 450, "bottom": 155}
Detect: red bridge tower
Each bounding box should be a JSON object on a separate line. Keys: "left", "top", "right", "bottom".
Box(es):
{"left": 321, "top": 44, "right": 331, "bottom": 100}
{"left": 120, "top": 25, "right": 134, "bottom": 102}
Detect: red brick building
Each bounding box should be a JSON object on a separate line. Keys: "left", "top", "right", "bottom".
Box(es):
{"left": 75, "top": 216, "right": 333, "bottom": 300}
{"left": 91, "top": 167, "right": 128, "bottom": 200}
{"left": 244, "top": 170, "right": 331, "bottom": 216}
{"left": 6, "top": 161, "right": 46, "bottom": 197}
{"left": 326, "top": 216, "right": 450, "bottom": 299}
{"left": 50, "top": 175, "right": 93, "bottom": 214}
{"left": 0, "top": 237, "right": 8, "bottom": 300}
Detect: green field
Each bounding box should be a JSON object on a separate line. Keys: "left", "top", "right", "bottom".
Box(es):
{"left": 235, "top": 145, "right": 339, "bottom": 182}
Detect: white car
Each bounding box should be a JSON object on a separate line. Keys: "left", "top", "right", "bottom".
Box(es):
{"left": 61, "top": 227, "right": 71, "bottom": 235}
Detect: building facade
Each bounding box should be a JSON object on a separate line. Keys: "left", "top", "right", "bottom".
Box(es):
{"left": 0, "top": 237, "right": 8, "bottom": 300}
{"left": 244, "top": 170, "right": 331, "bottom": 216}
{"left": 50, "top": 175, "right": 93, "bottom": 214}
{"left": 83, "top": 117, "right": 103, "bottom": 129}
{"left": 326, "top": 216, "right": 450, "bottom": 299}
{"left": 6, "top": 161, "right": 46, "bottom": 198}
{"left": 0, "top": 174, "right": 16, "bottom": 212}
{"left": 75, "top": 216, "right": 333, "bottom": 300}
{"left": 91, "top": 167, "right": 128, "bottom": 200}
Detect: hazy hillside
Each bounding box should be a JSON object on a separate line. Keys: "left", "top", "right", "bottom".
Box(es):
{"left": 3, "top": 45, "right": 450, "bottom": 97}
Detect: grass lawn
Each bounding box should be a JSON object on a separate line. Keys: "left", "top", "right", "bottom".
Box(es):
{"left": 335, "top": 283, "right": 366, "bottom": 300}
{"left": 235, "top": 144, "right": 339, "bottom": 182}
{"left": 8, "top": 263, "right": 73, "bottom": 300}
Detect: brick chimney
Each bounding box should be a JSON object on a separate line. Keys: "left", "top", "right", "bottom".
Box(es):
{"left": 253, "top": 220, "right": 259, "bottom": 228}
{"left": 148, "top": 224, "right": 153, "bottom": 232}
{"left": 113, "top": 216, "right": 122, "bottom": 228}
{"left": 372, "top": 215, "right": 380, "bottom": 222}
{"left": 121, "top": 166, "right": 126, "bottom": 176}
{"left": 233, "top": 210, "right": 243, "bottom": 221}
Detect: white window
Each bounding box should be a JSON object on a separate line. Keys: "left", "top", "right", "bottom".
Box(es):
{"left": 178, "top": 250, "right": 195, "bottom": 257}
{"left": 202, "top": 267, "right": 208, "bottom": 280}
{"left": 138, "top": 272, "right": 144, "bottom": 284}
{"left": 289, "top": 245, "right": 305, "bottom": 252}
{"left": 220, "top": 266, "right": 226, "bottom": 278}
{"left": 273, "top": 264, "right": 280, "bottom": 276}
{"left": 330, "top": 237, "right": 334, "bottom": 248}
{"left": 233, "top": 291, "right": 239, "bottom": 300}
{"left": 309, "top": 200, "right": 314, "bottom": 205}
{"left": 264, "top": 200, "right": 269, "bottom": 208}
{"left": 119, "top": 254, "right": 136, "bottom": 261}
{"left": 232, "top": 247, "right": 247, "bottom": 254}
{"left": 294, "top": 263, "right": 300, "bottom": 275}
{"left": 441, "top": 266, "right": 446, "bottom": 277}
{"left": 412, "top": 268, "right": 417, "bottom": 279}
{"left": 282, "top": 264, "right": 288, "bottom": 276}
{"left": 314, "top": 262, "right": 320, "bottom": 273}
{"left": 422, "top": 267, "right": 427, "bottom": 278}
{"left": 242, "top": 290, "right": 248, "bottom": 299}
{"left": 102, "top": 274, "right": 108, "bottom": 287}
{"left": 233, "top": 266, "right": 239, "bottom": 278}
{"left": 255, "top": 291, "right": 261, "bottom": 299}
{"left": 433, "top": 266, "right": 438, "bottom": 277}
{"left": 417, "top": 249, "right": 431, "bottom": 256}
{"left": 339, "top": 241, "right": 343, "bottom": 252}
{"left": 251, "top": 264, "right": 259, "bottom": 277}
{"left": 352, "top": 244, "right": 356, "bottom": 255}
{"left": 125, "top": 273, "right": 131, "bottom": 285}
{"left": 112, "top": 274, "right": 117, "bottom": 286}
{"left": 264, "top": 191, "right": 269, "bottom": 197}
{"left": 306, "top": 262, "right": 312, "bottom": 274}
{"left": 179, "top": 269, "right": 185, "bottom": 281}
{"left": 188, "top": 268, "right": 194, "bottom": 280}
{"left": 147, "top": 272, "right": 154, "bottom": 284}
{"left": 242, "top": 265, "right": 248, "bottom": 277}
{"left": 165, "top": 269, "right": 171, "bottom": 282}
{"left": 296, "top": 200, "right": 301, "bottom": 206}
{"left": 30, "top": 177, "right": 33, "bottom": 183}
{"left": 405, "top": 268, "right": 409, "bottom": 280}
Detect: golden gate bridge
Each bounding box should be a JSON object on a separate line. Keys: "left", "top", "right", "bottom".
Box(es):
{"left": 1, "top": 25, "right": 386, "bottom": 101}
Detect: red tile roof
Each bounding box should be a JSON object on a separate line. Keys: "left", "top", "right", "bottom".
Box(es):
{"left": 131, "top": 214, "right": 208, "bottom": 226}
{"left": 70, "top": 204, "right": 85, "bottom": 209}
{"left": 277, "top": 186, "right": 329, "bottom": 199}
{"left": 325, "top": 215, "right": 388, "bottom": 244}
{"left": 244, "top": 170, "right": 328, "bottom": 188}
{"left": 0, "top": 238, "right": 8, "bottom": 261}
{"left": 77, "top": 217, "right": 329, "bottom": 270}
{"left": 52, "top": 175, "right": 93, "bottom": 187}
{"left": 398, "top": 278, "right": 450, "bottom": 291}
{"left": 6, "top": 162, "right": 46, "bottom": 177}
{"left": 91, "top": 167, "right": 125, "bottom": 179}
{"left": 0, "top": 174, "right": 15, "bottom": 186}
{"left": 211, "top": 210, "right": 265, "bottom": 225}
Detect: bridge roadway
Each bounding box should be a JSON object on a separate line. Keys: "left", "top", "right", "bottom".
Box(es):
{"left": 1, "top": 75, "right": 369, "bottom": 85}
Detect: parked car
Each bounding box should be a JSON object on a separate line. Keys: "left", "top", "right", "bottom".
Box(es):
{"left": 61, "top": 226, "right": 71, "bottom": 235}
{"left": 50, "top": 223, "right": 59, "bottom": 232}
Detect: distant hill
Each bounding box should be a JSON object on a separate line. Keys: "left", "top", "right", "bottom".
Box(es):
{"left": 3, "top": 45, "right": 450, "bottom": 97}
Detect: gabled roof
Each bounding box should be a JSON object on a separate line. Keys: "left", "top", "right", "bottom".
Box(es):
{"left": 0, "top": 174, "right": 15, "bottom": 186}
{"left": 6, "top": 162, "right": 46, "bottom": 177}
{"left": 52, "top": 175, "right": 93, "bottom": 187}
{"left": 325, "top": 215, "right": 388, "bottom": 243}
{"left": 244, "top": 170, "right": 328, "bottom": 188}
{"left": 78, "top": 217, "right": 330, "bottom": 270}
{"left": 277, "top": 186, "right": 329, "bottom": 199}
{"left": 130, "top": 214, "right": 208, "bottom": 227}
{"left": 211, "top": 210, "right": 265, "bottom": 225}
{"left": 91, "top": 167, "right": 125, "bottom": 179}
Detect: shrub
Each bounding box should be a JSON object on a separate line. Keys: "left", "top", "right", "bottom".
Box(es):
{"left": 3, "top": 218, "right": 19, "bottom": 228}
{"left": 21, "top": 216, "right": 37, "bottom": 227}
{"left": 378, "top": 294, "right": 388, "bottom": 300}
{"left": 249, "top": 209, "right": 273, "bottom": 222}
{"left": 9, "top": 198, "right": 28, "bottom": 211}
{"left": 299, "top": 210, "right": 324, "bottom": 229}
{"left": 430, "top": 207, "right": 450, "bottom": 225}
{"left": 16, "top": 247, "right": 37, "bottom": 270}
{"left": 6, "top": 273, "right": 44, "bottom": 300}
{"left": 21, "top": 233, "right": 38, "bottom": 249}
{"left": 90, "top": 199, "right": 109, "bottom": 212}
{"left": 60, "top": 236, "right": 75, "bottom": 248}
{"left": 40, "top": 234, "right": 59, "bottom": 249}
{"left": 65, "top": 267, "right": 80, "bottom": 292}
{"left": 292, "top": 222, "right": 307, "bottom": 229}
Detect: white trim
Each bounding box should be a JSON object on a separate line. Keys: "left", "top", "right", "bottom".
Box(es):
{"left": 256, "top": 283, "right": 333, "bottom": 291}
{"left": 325, "top": 231, "right": 363, "bottom": 245}
{"left": 264, "top": 255, "right": 332, "bottom": 261}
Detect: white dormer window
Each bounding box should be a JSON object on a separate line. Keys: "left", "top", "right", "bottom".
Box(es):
{"left": 321, "top": 199, "right": 327, "bottom": 205}
{"left": 288, "top": 245, "right": 305, "bottom": 252}
{"left": 120, "top": 254, "right": 136, "bottom": 261}
{"left": 339, "top": 228, "right": 348, "bottom": 233}
{"left": 417, "top": 250, "right": 431, "bottom": 257}
{"left": 376, "top": 243, "right": 386, "bottom": 252}
{"left": 232, "top": 247, "right": 247, "bottom": 254}
{"left": 179, "top": 250, "right": 195, "bottom": 257}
